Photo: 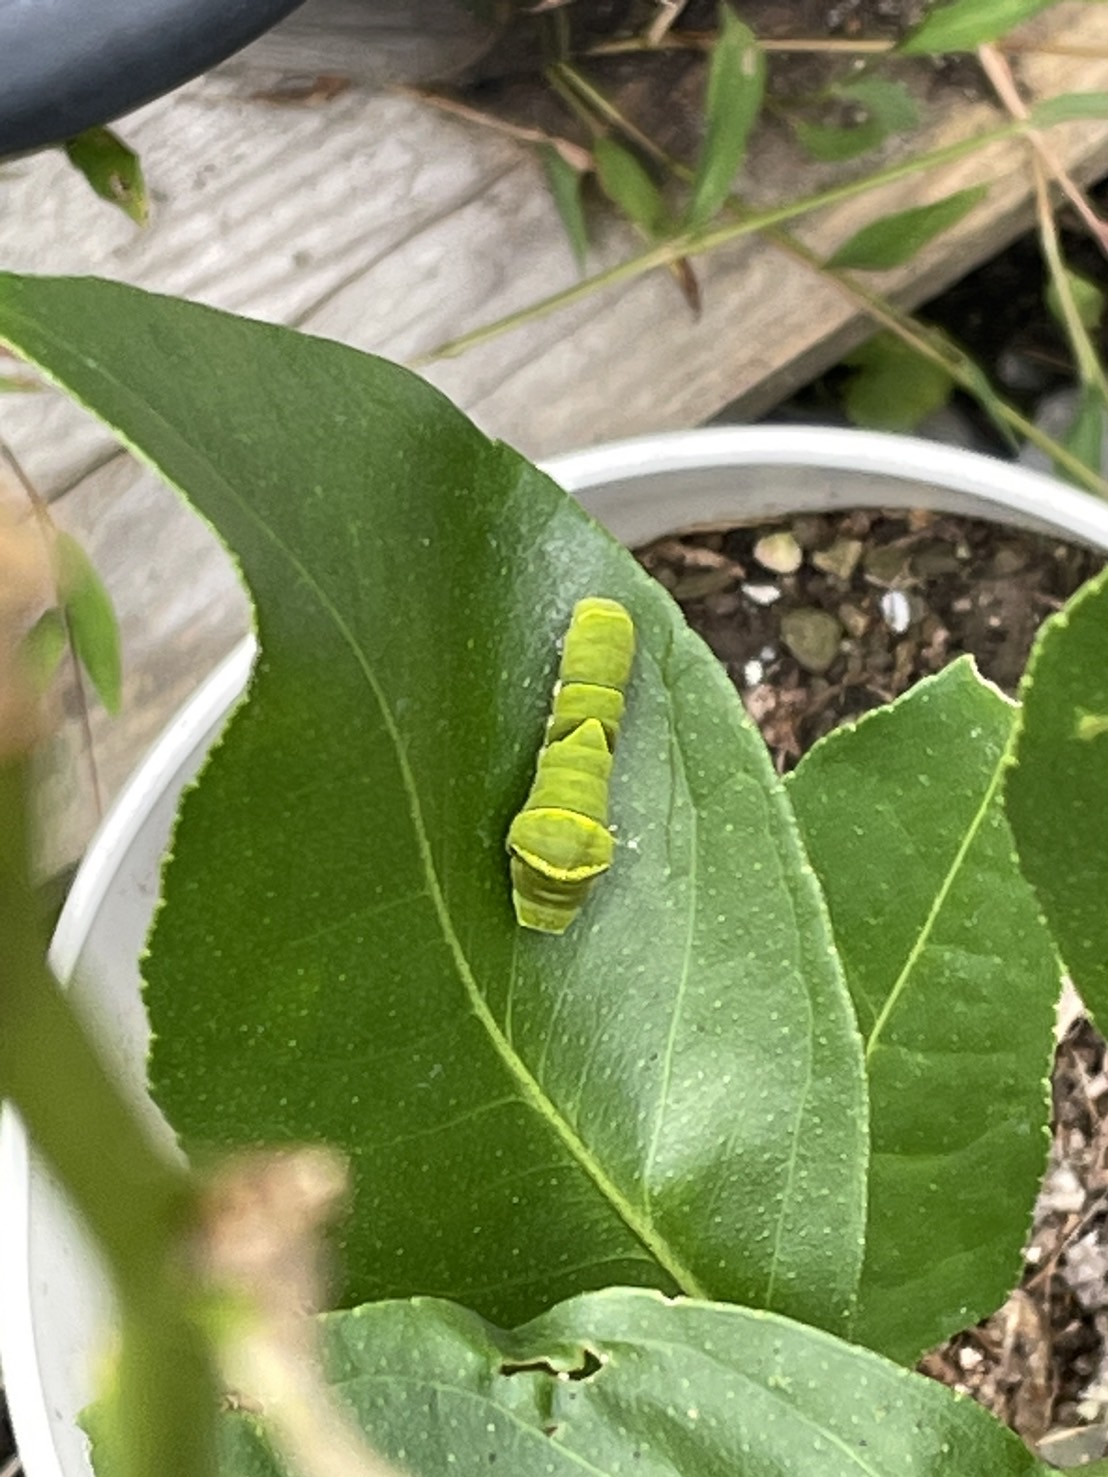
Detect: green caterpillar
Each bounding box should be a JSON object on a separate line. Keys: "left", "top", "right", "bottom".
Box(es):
{"left": 506, "top": 597, "right": 635, "bottom": 934}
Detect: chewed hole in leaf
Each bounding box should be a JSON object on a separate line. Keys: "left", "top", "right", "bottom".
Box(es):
{"left": 500, "top": 1347, "right": 605, "bottom": 1382}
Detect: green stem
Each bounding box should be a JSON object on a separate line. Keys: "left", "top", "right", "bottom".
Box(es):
{"left": 413, "top": 117, "right": 1024, "bottom": 363}
{"left": 1033, "top": 162, "right": 1108, "bottom": 400}
{"left": 551, "top": 62, "right": 673, "bottom": 166}
{"left": 765, "top": 225, "right": 1108, "bottom": 499}
{"left": 583, "top": 32, "right": 895, "bottom": 57}
{"left": 543, "top": 65, "right": 604, "bottom": 136}
{"left": 0, "top": 756, "right": 217, "bottom": 1477}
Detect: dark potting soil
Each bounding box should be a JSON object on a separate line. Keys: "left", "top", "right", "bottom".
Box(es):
{"left": 637, "top": 506, "right": 1104, "bottom": 766}
{"left": 637, "top": 509, "right": 1108, "bottom": 1461}
{"left": 453, "top": 0, "right": 979, "bottom": 171}
{"left": 919, "top": 1013, "right": 1108, "bottom": 1467}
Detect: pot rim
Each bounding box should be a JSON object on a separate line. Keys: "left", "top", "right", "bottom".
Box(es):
{"left": 543, "top": 424, "right": 1108, "bottom": 546}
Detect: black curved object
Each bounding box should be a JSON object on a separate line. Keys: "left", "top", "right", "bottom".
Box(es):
{"left": 0, "top": 0, "right": 309, "bottom": 157}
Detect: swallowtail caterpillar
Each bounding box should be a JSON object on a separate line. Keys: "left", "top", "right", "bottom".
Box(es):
{"left": 506, "top": 597, "right": 635, "bottom": 934}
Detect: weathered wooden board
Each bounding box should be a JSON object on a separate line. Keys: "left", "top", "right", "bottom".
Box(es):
{"left": 226, "top": 0, "right": 498, "bottom": 85}
{"left": 3, "top": 1, "right": 1107, "bottom": 488}
{"left": 0, "top": 78, "right": 525, "bottom": 494}
{"left": 3, "top": 0, "right": 1107, "bottom": 872}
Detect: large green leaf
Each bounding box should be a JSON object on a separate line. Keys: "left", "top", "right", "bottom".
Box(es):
{"left": 0, "top": 274, "right": 867, "bottom": 1333}
{"left": 158, "top": 1290, "right": 1043, "bottom": 1476}
{"left": 1008, "top": 568, "right": 1108, "bottom": 1030}
{"left": 788, "top": 662, "right": 1059, "bottom": 1364}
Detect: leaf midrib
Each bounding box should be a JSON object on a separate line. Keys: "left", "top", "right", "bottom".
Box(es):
{"left": 11, "top": 312, "right": 710, "bottom": 1300}
{"left": 865, "top": 740, "right": 1011, "bottom": 1062}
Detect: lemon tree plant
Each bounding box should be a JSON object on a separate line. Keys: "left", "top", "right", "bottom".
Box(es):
{"left": 2, "top": 272, "right": 1107, "bottom": 1475}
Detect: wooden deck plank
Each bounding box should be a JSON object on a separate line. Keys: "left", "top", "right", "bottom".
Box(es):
{"left": 418, "top": 7, "right": 1108, "bottom": 443}
{"left": 0, "top": 79, "right": 523, "bottom": 494}
{"left": 2, "top": 3, "right": 1107, "bottom": 492}
{"left": 3, "top": 0, "right": 1108, "bottom": 872}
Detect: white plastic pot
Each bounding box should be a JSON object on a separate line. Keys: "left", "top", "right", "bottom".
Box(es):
{"left": 4, "top": 425, "right": 1108, "bottom": 1477}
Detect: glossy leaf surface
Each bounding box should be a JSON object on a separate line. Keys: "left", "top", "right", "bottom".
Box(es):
{"left": 195, "top": 1290, "right": 1044, "bottom": 1476}
{"left": 0, "top": 273, "right": 867, "bottom": 1334}
{"left": 789, "top": 662, "right": 1059, "bottom": 1363}
{"left": 1008, "top": 569, "right": 1108, "bottom": 1033}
